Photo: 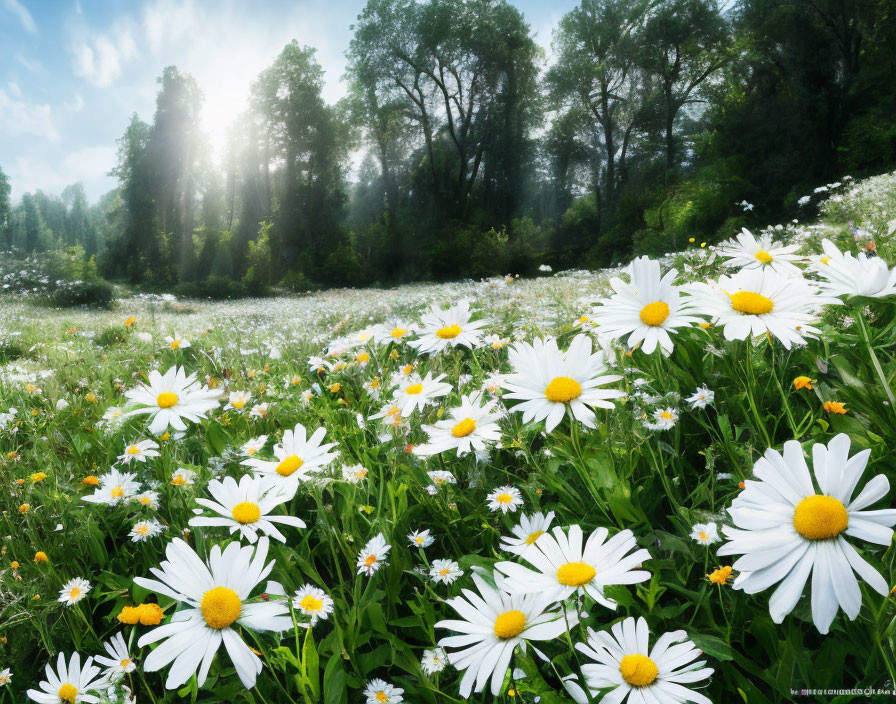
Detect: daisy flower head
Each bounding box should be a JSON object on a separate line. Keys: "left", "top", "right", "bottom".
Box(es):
{"left": 690, "top": 522, "right": 720, "bottom": 546}
{"left": 409, "top": 300, "right": 488, "bottom": 354}
{"left": 502, "top": 334, "right": 624, "bottom": 433}
{"left": 392, "top": 372, "right": 451, "bottom": 417}
{"left": 189, "top": 474, "right": 306, "bottom": 543}
{"left": 717, "top": 433, "right": 896, "bottom": 633}
{"left": 591, "top": 256, "right": 704, "bottom": 355}
{"left": 170, "top": 468, "right": 197, "bottom": 486}
{"left": 94, "top": 632, "right": 136, "bottom": 680}
{"left": 241, "top": 435, "right": 268, "bottom": 457}
{"left": 686, "top": 268, "right": 835, "bottom": 349}
{"left": 372, "top": 319, "right": 417, "bottom": 345}
{"left": 718, "top": 227, "right": 804, "bottom": 276}
{"left": 130, "top": 518, "right": 165, "bottom": 542}
{"left": 495, "top": 525, "right": 651, "bottom": 609}
{"left": 224, "top": 391, "right": 252, "bottom": 411}
{"left": 58, "top": 577, "right": 91, "bottom": 606}
{"left": 134, "top": 537, "right": 291, "bottom": 689}
{"left": 500, "top": 511, "right": 556, "bottom": 555}
{"left": 576, "top": 616, "right": 714, "bottom": 704}
{"left": 813, "top": 238, "right": 896, "bottom": 299}
{"left": 242, "top": 422, "right": 338, "bottom": 488}
{"left": 0, "top": 668, "right": 10, "bottom": 686}
{"left": 414, "top": 392, "right": 502, "bottom": 457}
{"left": 421, "top": 648, "right": 448, "bottom": 675}
{"left": 342, "top": 464, "right": 369, "bottom": 483}
{"left": 118, "top": 439, "right": 159, "bottom": 465}
{"left": 26, "top": 652, "right": 105, "bottom": 704}
{"left": 363, "top": 679, "right": 404, "bottom": 704}
{"left": 686, "top": 385, "right": 715, "bottom": 409}
{"left": 430, "top": 559, "right": 463, "bottom": 584}
{"left": 164, "top": 334, "right": 190, "bottom": 350}
{"left": 487, "top": 486, "right": 523, "bottom": 514}
{"left": 408, "top": 529, "right": 434, "bottom": 549}
{"left": 357, "top": 533, "right": 391, "bottom": 576}
{"left": 124, "top": 366, "right": 223, "bottom": 436}
{"left": 436, "top": 570, "right": 577, "bottom": 697}
{"left": 645, "top": 407, "right": 678, "bottom": 431}
{"left": 292, "top": 584, "right": 334, "bottom": 626}
{"left": 82, "top": 469, "right": 141, "bottom": 506}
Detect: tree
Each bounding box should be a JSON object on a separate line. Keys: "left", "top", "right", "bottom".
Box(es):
{"left": 0, "top": 164, "right": 10, "bottom": 248}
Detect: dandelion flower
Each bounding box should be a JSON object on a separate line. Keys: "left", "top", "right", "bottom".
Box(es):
{"left": 717, "top": 434, "right": 896, "bottom": 633}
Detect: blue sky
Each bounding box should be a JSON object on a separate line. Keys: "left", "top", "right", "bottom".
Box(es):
{"left": 0, "top": 0, "right": 575, "bottom": 203}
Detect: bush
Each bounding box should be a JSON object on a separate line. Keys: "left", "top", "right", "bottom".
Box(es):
{"left": 50, "top": 280, "right": 115, "bottom": 308}
{"left": 174, "top": 276, "right": 254, "bottom": 300}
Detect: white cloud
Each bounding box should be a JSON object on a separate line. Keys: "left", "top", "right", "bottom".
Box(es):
{"left": 3, "top": 0, "right": 37, "bottom": 34}
{"left": 0, "top": 89, "right": 60, "bottom": 142}
{"left": 15, "top": 52, "right": 45, "bottom": 74}
{"left": 9, "top": 146, "right": 116, "bottom": 201}
{"left": 72, "top": 25, "right": 139, "bottom": 86}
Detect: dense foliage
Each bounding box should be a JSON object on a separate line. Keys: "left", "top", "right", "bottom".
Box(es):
{"left": 1, "top": 0, "right": 894, "bottom": 294}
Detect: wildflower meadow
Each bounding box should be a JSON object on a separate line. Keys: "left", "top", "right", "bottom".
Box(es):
{"left": 1, "top": 173, "right": 895, "bottom": 703}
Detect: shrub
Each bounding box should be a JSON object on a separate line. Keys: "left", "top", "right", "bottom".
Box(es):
{"left": 50, "top": 280, "right": 115, "bottom": 308}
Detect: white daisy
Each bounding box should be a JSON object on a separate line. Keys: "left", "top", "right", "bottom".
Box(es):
{"left": 26, "top": 652, "right": 105, "bottom": 704}
{"left": 250, "top": 402, "right": 270, "bottom": 419}
{"left": 58, "top": 577, "right": 91, "bottom": 606}
{"left": 94, "top": 632, "right": 136, "bottom": 679}
{"left": 134, "top": 491, "right": 160, "bottom": 510}
{"left": 240, "top": 435, "right": 268, "bottom": 457}
{"left": 436, "top": 571, "right": 576, "bottom": 697}
{"left": 82, "top": 469, "right": 141, "bottom": 506}
{"left": 372, "top": 319, "right": 417, "bottom": 345}
{"left": 134, "top": 537, "right": 292, "bottom": 689}
{"left": 242, "top": 422, "right": 338, "bottom": 488}
{"left": 502, "top": 334, "right": 624, "bottom": 433}
{"left": 124, "top": 366, "right": 223, "bottom": 436}
{"left": 0, "top": 668, "right": 11, "bottom": 686}
{"left": 644, "top": 407, "right": 679, "bottom": 431}
{"left": 813, "top": 238, "right": 896, "bottom": 299}
{"left": 686, "top": 268, "right": 835, "bottom": 349}
{"left": 718, "top": 227, "right": 804, "bottom": 276}
{"left": 409, "top": 301, "right": 488, "bottom": 354}
{"left": 686, "top": 385, "right": 714, "bottom": 409}
{"left": 130, "top": 518, "right": 165, "bottom": 542}
{"left": 576, "top": 616, "right": 714, "bottom": 704}
{"left": 717, "top": 433, "right": 896, "bottom": 633}
{"left": 189, "top": 474, "right": 306, "bottom": 543}
{"left": 592, "top": 256, "right": 704, "bottom": 355}
{"left": 342, "top": 464, "right": 369, "bottom": 483}
{"left": 363, "top": 679, "right": 404, "bottom": 704}
{"left": 224, "top": 391, "right": 252, "bottom": 411}
{"left": 690, "top": 523, "right": 720, "bottom": 546}
{"left": 499, "top": 511, "right": 556, "bottom": 555}
{"left": 414, "top": 393, "right": 502, "bottom": 457}
{"left": 170, "top": 468, "right": 197, "bottom": 486}
{"left": 292, "top": 585, "right": 334, "bottom": 626}
{"left": 495, "top": 525, "right": 651, "bottom": 609}
{"left": 430, "top": 559, "right": 463, "bottom": 584}
{"left": 164, "top": 334, "right": 191, "bottom": 350}
{"left": 408, "top": 529, "right": 434, "bottom": 549}
{"left": 486, "top": 486, "right": 523, "bottom": 514}
{"left": 357, "top": 533, "right": 391, "bottom": 576}
{"left": 117, "top": 439, "right": 159, "bottom": 465}
{"left": 392, "top": 373, "right": 451, "bottom": 417}
{"left": 420, "top": 648, "right": 448, "bottom": 675}
{"left": 427, "top": 470, "right": 457, "bottom": 487}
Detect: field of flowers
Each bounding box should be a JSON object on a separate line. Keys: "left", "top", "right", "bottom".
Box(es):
{"left": 1, "top": 173, "right": 896, "bottom": 704}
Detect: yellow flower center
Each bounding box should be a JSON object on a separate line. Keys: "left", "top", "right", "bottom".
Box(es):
{"left": 440, "top": 568, "right": 450, "bottom": 576}
{"left": 156, "top": 392, "right": 178, "bottom": 408}
{"left": 391, "top": 327, "right": 408, "bottom": 338}
{"left": 136, "top": 525, "right": 149, "bottom": 535}
{"left": 275, "top": 455, "right": 304, "bottom": 477}
{"left": 365, "top": 555, "right": 377, "bottom": 567}
{"left": 544, "top": 376, "right": 582, "bottom": 403}
{"left": 58, "top": 684, "right": 78, "bottom": 703}
{"left": 493, "top": 610, "right": 527, "bottom": 639}
{"left": 661, "top": 411, "right": 673, "bottom": 420}
{"left": 405, "top": 383, "right": 424, "bottom": 395}
{"left": 496, "top": 493, "right": 513, "bottom": 504}
{"left": 556, "top": 561, "right": 596, "bottom": 587}
{"left": 793, "top": 495, "right": 848, "bottom": 540}
{"left": 126, "top": 445, "right": 140, "bottom": 455}
{"left": 639, "top": 301, "right": 670, "bottom": 327}
{"left": 436, "top": 324, "right": 462, "bottom": 339}
{"left": 525, "top": 530, "right": 544, "bottom": 545}
{"left": 729, "top": 291, "right": 774, "bottom": 315}
{"left": 356, "top": 352, "right": 370, "bottom": 363}
{"left": 110, "top": 486, "right": 124, "bottom": 498}
{"left": 68, "top": 588, "right": 81, "bottom": 599}
{"left": 170, "top": 340, "right": 181, "bottom": 349}
{"left": 231, "top": 501, "right": 261, "bottom": 525}
{"left": 121, "top": 658, "right": 132, "bottom": 668}
{"left": 755, "top": 249, "right": 773, "bottom": 263}
{"left": 376, "top": 693, "right": 388, "bottom": 703}
{"left": 819, "top": 255, "right": 831, "bottom": 265}
{"left": 698, "top": 531, "right": 707, "bottom": 541}
{"left": 200, "top": 586, "right": 242, "bottom": 629}
{"left": 619, "top": 654, "right": 659, "bottom": 687}
{"left": 451, "top": 418, "right": 477, "bottom": 438}
{"left": 232, "top": 399, "right": 246, "bottom": 409}
{"left": 299, "top": 594, "right": 323, "bottom": 612}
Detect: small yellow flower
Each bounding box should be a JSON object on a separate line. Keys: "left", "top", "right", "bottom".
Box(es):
{"left": 793, "top": 376, "right": 814, "bottom": 390}
{"left": 10, "top": 561, "right": 19, "bottom": 569}
{"left": 18, "top": 503, "right": 29, "bottom": 514}
{"left": 82, "top": 475, "right": 99, "bottom": 486}
{"left": 34, "top": 551, "right": 48, "bottom": 563}
{"left": 823, "top": 401, "right": 847, "bottom": 415}
{"left": 31, "top": 594, "right": 39, "bottom": 601}
{"left": 30, "top": 472, "right": 47, "bottom": 483}
{"left": 700, "top": 242, "right": 707, "bottom": 248}
{"left": 699, "top": 322, "right": 711, "bottom": 330}
{"left": 328, "top": 383, "right": 341, "bottom": 393}
{"left": 16, "top": 478, "right": 24, "bottom": 485}
{"left": 117, "top": 606, "right": 140, "bottom": 625}
{"left": 84, "top": 392, "right": 98, "bottom": 403}
{"left": 688, "top": 237, "right": 695, "bottom": 243}
{"left": 125, "top": 316, "right": 137, "bottom": 327}
{"left": 137, "top": 602, "right": 164, "bottom": 625}
{"left": 708, "top": 566, "right": 733, "bottom": 584}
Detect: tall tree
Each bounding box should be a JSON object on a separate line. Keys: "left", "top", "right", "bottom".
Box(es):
{"left": 0, "top": 164, "right": 10, "bottom": 248}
